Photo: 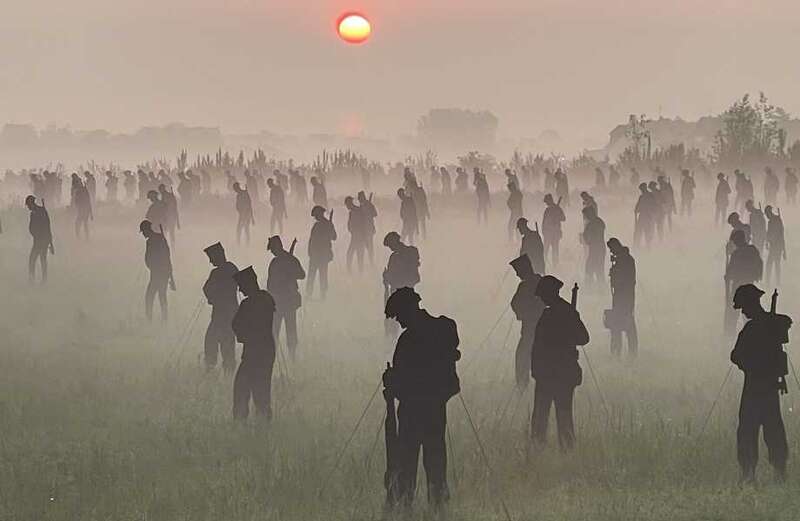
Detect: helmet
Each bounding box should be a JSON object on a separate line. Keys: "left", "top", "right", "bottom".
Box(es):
{"left": 385, "top": 287, "right": 421, "bottom": 318}
{"left": 733, "top": 284, "right": 764, "bottom": 309}
{"left": 383, "top": 231, "right": 401, "bottom": 247}
{"left": 535, "top": 275, "right": 564, "bottom": 299}
{"left": 311, "top": 205, "right": 326, "bottom": 218}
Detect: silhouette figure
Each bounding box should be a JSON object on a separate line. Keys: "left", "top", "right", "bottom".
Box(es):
{"left": 555, "top": 169, "right": 570, "bottom": 208}
{"left": 715, "top": 173, "right": 732, "bottom": 225}
{"left": 730, "top": 284, "right": 791, "bottom": 483}
{"left": 507, "top": 181, "right": 523, "bottom": 241}
{"left": 383, "top": 232, "right": 421, "bottom": 336}
{"left": 579, "top": 191, "right": 598, "bottom": 215}
{"left": 244, "top": 170, "right": 260, "bottom": 203}
{"left": 542, "top": 194, "right": 565, "bottom": 267}
{"left": 680, "top": 169, "right": 696, "bottom": 216}
{"left": 634, "top": 183, "right": 656, "bottom": 248}
{"left": 307, "top": 206, "right": 337, "bottom": 299}
{"left": 267, "top": 236, "right": 305, "bottom": 358}
{"left": 726, "top": 212, "right": 751, "bottom": 262}
{"left": 203, "top": 242, "right": 239, "bottom": 372}
{"left": 785, "top": 167, "right": 798, "bottom": 205}
{"left": 744, "top": 200, "right": 766, "bottom": 253}
{"left": 83, "top": 171, "right": 97, "bottom": 206}
{"left": 177, "top": 171, "right": 194, "bottom": 206}
{"left": 531, "top": 276, "right": 590, "bottom": 451}
{"left": 516, "top": 217, "right": 545, "bottom": 275}
{"left": 657, "top": 175, "right": 676, "bottom": 231}
{"left": 724, "top": 230, "right": 763, "bottom": 338}
{"left": 345, "top": 196, "right": 368, "bottom": 272}
{"left": 581, "top": 205, "right": 606, "bottom": 288}
{"left": 232, "top": 266, "right": 277, "bottom": 420}
{"left": 311, "top": 176, "right": 328, "bottom": 208}
{"left": 290, "top": 169, "right": 308, "bottom": 204}
{"left": 734, "top": 170, "right": 754, "bottom": 211}
{"left": 234, "top": 182, "right": 255, "bottom": 245}
{"left": 382, "top": 288, "right": 460, "bottom": 510}
{"left": 358, "top": 191, "right": 378, "bottom": 265}
{"left": 764, "top": 206, "right": 785, "bottom": 285}
{"left": 267, "top": 177, "right": 287, "bottom": 234}
{"left": 145, "top": 189, "right": 167, "bottom": 231}
{"left": 159, "top": 184, "right": 180, "bottom": 244}
{"left": 454, "top": 167, "right": 468, "bottom": 193}
{"left": 26, "top": 195, "right": 54, "bottom": 283}
{"left": 764, "top": 166, "right": 780, "bottom": 207}
{"left": 440, "top": 167, "right": 452, "bottom": 197}
{"left": 648, "top": 181, "right": 665, "bottom": 241}
{"left": 473, "top": 169, "right": 490, "bottom": 224}
{"left": 510, "top": 255, "right": 544, "bottom": 390}
{"left": 140, "top": 220, "right": 174, "bottom": 322}
{"left": 605, "top": 238, "right": 638, "bottom": 357}
{"left": 71, "top": 173, "right": 93, "bottom": 239}
{"left": 398, "top": 187, "right": 418, "bottom": 244}
{"left": 105, "top": 171, "right": 119, "bottom": 203}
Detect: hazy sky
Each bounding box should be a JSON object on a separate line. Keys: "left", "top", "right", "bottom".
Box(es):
{"left": 2, "top": 0, "right": 800, "bottom": 146}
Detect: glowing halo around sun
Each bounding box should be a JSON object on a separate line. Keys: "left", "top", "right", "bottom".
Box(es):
{"left": 337, "top": 13, "right": 371, "bottom": 44}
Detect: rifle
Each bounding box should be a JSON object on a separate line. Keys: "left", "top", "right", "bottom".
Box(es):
{"left": 328, "top": 209, "right": 334, "bottom": 222}
{"left": 382, "top": 363, "right": 401, "bottom": 508}
{"left": 571, "top": 283, "right": 579, "bottom": 309}
{"left": 771, "top": 289, "right": 789, "bottom": 395}
{"left": 289, "top": 238, "right": 298, "bottom": 256}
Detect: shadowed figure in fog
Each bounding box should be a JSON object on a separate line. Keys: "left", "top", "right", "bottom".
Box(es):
{"left": 634, "top": 183, "right": 656, "bottom": 249}
{"left": 726, "top": 212, "right": 751, "bottom": 262}
{"left": 648, "top": 181, "right": 665, "bottom": 241}
{"left": 311, "top": 176, "right": 328, "bottom": 208}
{"left": 397, "top": 188, "right": 418, "bottom": 244}
{"left": 517, "top": 217, "right": 545, "bottom": 275}
{"left": 382, "top": 288, "right": 460, "bottom": 511}
{"left": 531, "top": 276, "right": 590, "bottom": 451}
{"left": 730, "top": 284, "right": 791, "bottom": 483}
{"left": 680, "top": 169, "right": 696, "bottom": 216}
{"left": 764, "top": 206, "right": 785, "bottom": 285}
{"left": 581, "top": 205, "right": 606, "bottom": 289}
{"left": 105, "top": 171, "right": 119, "bottom": 203}
{"left": 274, "top": 169, "right": 289, "bottom": 194}
{"left": 136, "top": 170, "right": 149, "bottom": 203}
{"left": 145, "top": 189, "right": 166, "bottom": 231}
{"left": 267, "top": 178, "right": 287, "bottom": 234}
{"left": 580, "top": 191, "right": 598, "bottom": 216}
{"left": 158, "top": 184, "right": 180, "bottom": 245}
{"left": 306, "top": 206, "right": 336, "bottom": 299}
{"left": 473, "top": 168, "right": 490, "bottom": 224}
{"left": 605, "top": 238, "right": 638, "bottom": 357}
{"left": 715, "top": 173, "right": 732, "bottom": 225}
{"left": 555, "top": 169, "right": 570, "bottom": 208}
{"left": 225, "top": 171, "right": 237, "bottom": 194}
{"left": 542, "top": 194, "right": 565, "bottom": 267}
{"left": 26, "top": 195, "right": 54, "bottom": 283}
{"left": 734, "top": 170, "right": 754, "bottom": 211}
{"left": 764, "top": 167, "right": 779, "bottom": 207}
{"left": 202, "top": 242, "right": 239, "bottom": 373}
{"left": 233, "top": 182, "right": 255, "bottom": 245}
{"left": 83, "top": 171, "right": 97, "bottom": 206}
{"left": 232, "top": 266, "right": 277, "bottom": 421}
{"left": 177, "top": 171, "right": 194, "bottom": 207}
{"left": 785, "top": 167, "right": 798, "bottom": 205}
{"left": 404, "top": 172, "right": 430, "bottom": 239}
{"left": 439, "top": 167, "right": 452, "bottom": 197}
{"left": 140, "top": 220, "right": 174, "bottom": 322}
{"left": 506, "top": 168, "right": 520, "bottom": 191}
{"left": 267, "top": 236, "right": 305, "bottom": 358}
{"left": 244, "top": 170, "right": 260, "bottom": 203}
{"left": 290, "top": 169, "right": 308, "bottom": 205}
{"left": 744, "top": 200, "right": 766, "bottom": 253}
{"left": 382, "top": 232, "right": 421, "bottom": 337}
{"left": 657, "top": 175, "right": 676, "bottom": 231}
{"left": 358, "top": 191, "right": 378, "bottom": 265}
{"left": 71, "top": 173, "right": 93, "bottom": 239}
{"left": 506, "top": 181, "right": 523, "bottom": 241}
{"left": 345, "top": 196, "right": 368, "bottom": 273}
{"left": 454, "top": 167, "right": 468, "bottom": 193}
{"left": 724, "top": 230, "right": 763, "bottom": 338}
{"left": 510, "top": 255, "right": 544, "bottom": 390}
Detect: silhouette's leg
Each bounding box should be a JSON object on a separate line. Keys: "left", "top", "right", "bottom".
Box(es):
{"left": 272, "top": 311, "right": 283, "bottom": 346}
{"left": 737, "top": 387, "right": 759, "bottom": 482}
{"left": 627, "top": 320, "right": 639, "bottom": 357}
{"left": 422, "top": 403, "right": 449, "bottom": 507}
{"left": 158, "top": 282, "right": 168, "bottom": 322}
{"left": 285, "top": 311, "right": 298, "bottom": 357}
{"left": 763, "top": 391, "right": 788, "bottom": 479}
{"left": 610, "top": 329, "right": 622, "bottom": 356}
{"left": 251, "top": 359, "right": 272, "bottom": 419}
{"left": 40, "top": 251, "right": 47, "bottom": 283}
{"left": 220, "top": 325, "right": 236, "bottom": 373}
{"left": 531, "top": 381, "right": 553, "bottom": 446}
{"left": 397, "top": 403, "right": 422, "bottom": 508}
{"left": 28, "top": 247, "right": 37, "bottom": 281}
{"left": 204, "top": 320, "right": 219, "bottom": 369}
{"left": 306, "top": 262, "right": 317, "bottom": 297}
{"left": 357, "top": 246, "right": 364, "bottom": 272}
{"left": 320, "top": 263, "right": 329, "bottom": 298}
{"left": 554, "top": 384, "right": 576, "bottom": 451}
{"left": 145, "top": 276, "right": 156, "bottom": 321}
{"left": 232, "top": 360, "right": 250, "bottom": 420}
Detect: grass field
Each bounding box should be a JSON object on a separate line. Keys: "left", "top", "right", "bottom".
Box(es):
{"left": 0, "top": 191, "right": 799, "bottom": 520}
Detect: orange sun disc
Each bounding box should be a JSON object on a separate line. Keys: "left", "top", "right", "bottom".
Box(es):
{"left": 337, "top": 13, "right": 371, "bottom": 44}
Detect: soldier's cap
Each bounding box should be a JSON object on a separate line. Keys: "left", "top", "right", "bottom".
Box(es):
{"left": 25, "top": 195, "right": 36, "bottom": 206}
{"left": 535, "top": 275, "right": 564, "bottom": 298}
{"left": 147, "top": 190, "right": 159, "bottom": 199}
{"left": 765, "top": 205, "right": 774, "bottom": 214}
{"left": 357, "top": 190, "right": 366, "bottom": 199}
{"left": 733, "top": 284, "right": 764, "bottom": 309}
{"left": 385, "top": 287, "right": 422, "bottom": 318}
{"left": 139, "top": 220, "right": 153, "bottom": 232}
{"left": 607, "top": 237, "right": 623, "bottom": 250}
{"left": 383, "top": 231, "right": 401, "bottom": 246}
{"left": 234, "top": 266, "right": 258, "bottom": 288}
{"left": 204, "top": 242, "right": 224, "bottom": 257}
{"left": 639, "top": 182, "right": 648, "bottom": 190}
{"left": 543, "top": 193, "right": 554, "bottom": 203}
{"left": 509, "top": 255, "right": 533, "bottom": 275}
{"left": 267, "top": 235, "right": 283, "bottom": 250}
{"left": 311, "top": 205, "right": 326, "bottom": 217}
{"left": 516, "top": 217, "right": 529, "bottom": 228}
{"left": 717, "top": 172, "right": 725, "bottom": 179}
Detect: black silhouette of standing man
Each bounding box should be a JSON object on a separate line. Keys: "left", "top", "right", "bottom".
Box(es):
{"left": 26, "top": 195, "right": 54, "bottom": 283}
{"left": 267, "top": 236, "right": 306, "bottom": 358}
{"left": 140, "top": 220, "right": 174, "bottom": 322}
{"left": 202, "top": 242, "right": 239, "bottom": 372}
{"left": 510, "top": 255, "right": 544, "bottom": 390}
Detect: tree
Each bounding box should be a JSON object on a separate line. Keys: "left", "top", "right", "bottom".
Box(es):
{"left": 713, "top": 93, "right": 789, "bottom": 164}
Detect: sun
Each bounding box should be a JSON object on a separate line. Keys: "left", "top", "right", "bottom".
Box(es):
{"left": 337, "top": 13, "right": 371, "bottom": 44}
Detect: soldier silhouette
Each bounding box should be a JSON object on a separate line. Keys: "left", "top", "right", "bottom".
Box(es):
{"left": 734, "top": 170, "right": 754, "bottom": 211}
{"left": 105, "top": 171, "right": 119, "bottom": 203}
{"left": 764, "top": 206, "right": 785, "bottom": 285}
{"left": 581, "top": 205, "right": 606, "bottom": 288}
{"left": 473, "top": 169, "right": 490, "bottom": 224}
{"left": 244, "top": 170, "right": 260, "bottom": 203}
{"left": 657, "top": 175, "right": 676, "bottom": 231}
{"left": 715, "top": 173, "right": 732, "bottom": 225}
{"left": 145, "top": 189, "right": 166, "bottom": 231}
{"left": 507, "top": 181, "right": 523, "bottom": 241}
{"left": 634, "top": 183, "right": 656, "bottom": 249}
{"left": 203, "top": 242, "right": 239, "bottom": 372}
{"left": 267, "top": 236, "right": 306, "bottom": 358}
{"left": 398, "top": 188, "right": 418, "bottom": 244}
{"left": 26, "top": 195, "right": 54, "bottom": 283}
{"left": 555, "top": 169, "right": 570, "bottom": 208}
{"left": 311, "top": 176, "right": 328, "bottom": 208}
{"left": 140, "top": 220, "right": 175, "bottom": 322}
{"left": 232, "top": 266, "right": 277, "bottom": 421}
{"left": 345, "top": 196, "right": 368, "bottom": 273}
{"left": 680, "top": 169, "right": 696, "bottom": 216}
{"left": 730, "top": 284, "right": 791, "bottom": 483}
{"left": 785, "top": 167, "right": 798, "bottom": 205}
{"left": 233, "top": 182, "right": 255, "bottom": 245}
{"left": 724, "top": 230, "right": 763, "bottom": 338}
{"left": 358, "top": 191, "right": 378, "bottom": 265}
{"left": 290, "top": 169, "right": 308, "bottom": 205}
{"left": 516, "top": 217, "right": 546, "bottom": 275}
{"left": 542, "top": 194, "right": 565, "bottom": 267}
{"left": 764, "top": 166, "right": 780, "bottom": 206}
{"left": 531, "top": 276, "right": 590, "bottom": 451}
{"left": 726, "top": 212, "right": 752, "bottom": 262}
{"left": 439, "top": 167, "right": 452, "bottom": 197}
{"left": 454, "top": 167, "right": 468, "bottom": 193}
{"left": 306, "top": 206, "right": 337, "bottom": 299}
{"left": 510, "top": 255, "right": 545, "bottom": 390}
{"left": 177, "top": 171, "right": 194, "bottom": 206}
{"left": 648, "top": 181, "right": 665, "bottom": 241}
{"left": 382, "top": 232, "right": 421, "bottom": 337}
{"left": 744, "top": 200, "right": 766, "bottom": 253}
{"left": 83, "top": 171, "right": 97, "bottom": 206}
{"left": 265, "top": 177, "right": 286, "bottom": 234}
{"left": 579, "top": 191, "right": 598, "bottom": 215}
{"left": 71, "top": 173, "right": 93, "bottom": 239}
{"left": 605, "top": 238, "right": 638, "bottom": 357}
{"left": 158, "top": 184, "right": 180, "bottom": 244}
{"left": 382, "top": 288, "right": 460, "bottom": 510}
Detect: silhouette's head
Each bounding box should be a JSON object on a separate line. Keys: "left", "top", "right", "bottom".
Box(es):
{"left": 233, "top": 182, "right": 242, "bottom": 193}
{"left": 727, "top": 212, "right": 740, "bottom": 226}
{"left": 765, "top": 166, "right": 773, "bottom": 175}
{"left": 543, "top": 193, "right": 554, "bottom": 205}
{"left": 731, "top": 229, "right": 747, "bottom": 247}
{"left": 267, "top": 235, "right": 284, "bottom": 255}
{"left": 765, "top": 205, "right": 775, "bottom": 218}
{"left": 267, "top": 178, "right": 275, "bottom": 187}
{"left": 648, "top": 181, "right": 658, "bottom": 190}
{"left": 682, "top": 169, "right": 690, "bottom": 177}
{"left": 440, "top": 167, "right": 448, "bottom": 175}
{"left": 397, "top": 188, "right": 405, "bottom": 199}
{"left": 158, "top": 183, "right": 167, "bottom": 193}
{"left": 717, "top": 172, "right": 725, "bottom": 181}
{"left": 234, "top": 266, "right": 260, "bottom": 297}
{"left": 535, "top": 275, "right": 563, "bottom": 306}
{"left": 147, "top": 190, "right": 159, "bottom": 202}
{"left": 71, "top": 173, "right": 80, "bottom": 182}
{"left": 505, "top": 169, "right": 512, "bottom": 176}
{"left": 383, "top": 231, "right": 401, "bottom": 250}
{"left": 580, "top": 191, "right": 590, "bottom": 201}
{"left": 357, "top": 191, "right": 367, "bottom": 202}
{"left": 639, "top": 182, "right": 648, "bottom": 192}
{"left": 510, "top": 254, "right": 534, "bottom": 280}
{"left": 516, "top": 217, "right": 530, "bottom": 235}
{"left": 25, "top": 195, "right": 37, "bottom": 209}
{"left": 204, "top": 242, "right": 226, "bottom": 267}
{"left": 607, "top": 237, "right": 624, "bottom": 254}
{"left": 139, "top": 220, "right": 154, "bottom": 238}
{"left": 745, "top": 199, "right": 754, "bottom": 211}
{"left": 733, "top": 283, "right": 765, "bottom": 318}
{"left": 384, "top": 287, "right": 422, "bottom": 328}
{"left": 311, "top": 205, "right": 326, "bottom": 220}
{"left": 344, "top": 196, "right": 355, "bottom": 209}
{"left": 310, "top": 176, "right": 319, "bottom": 185}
